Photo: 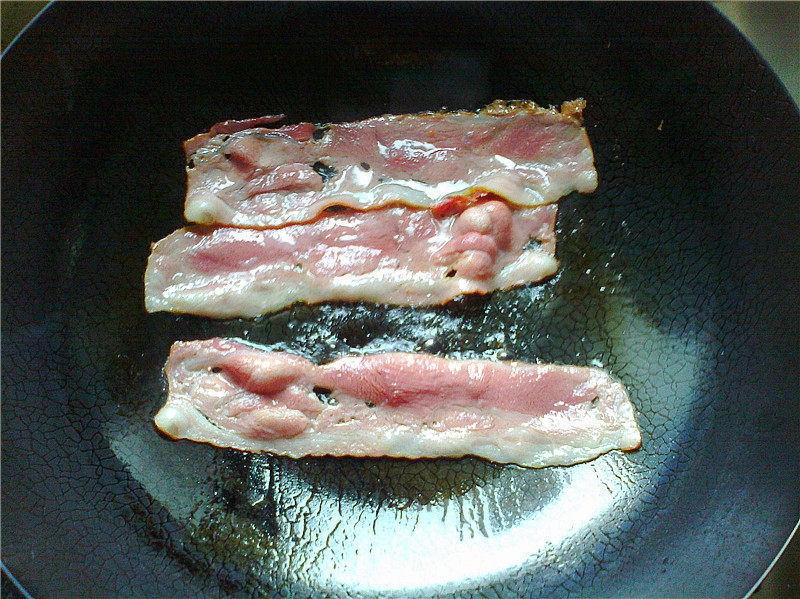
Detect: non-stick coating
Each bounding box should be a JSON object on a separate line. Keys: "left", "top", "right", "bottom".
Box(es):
{"left": 2, "top": 3, "right": 799, "bottom": 598}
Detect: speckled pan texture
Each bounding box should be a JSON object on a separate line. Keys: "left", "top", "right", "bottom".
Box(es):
{"left": 2, "top": 3, "right": 798, "bottom": 599}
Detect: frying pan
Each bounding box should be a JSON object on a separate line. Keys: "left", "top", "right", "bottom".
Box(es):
{"left": 2, "top": 3, "right": 799, "bottom": 598}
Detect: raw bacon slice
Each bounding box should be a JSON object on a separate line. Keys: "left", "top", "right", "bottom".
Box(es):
{"left": 144, "top": 201, "right": 558, "bottom": 318}
{"left": 184, "top": 100, "right": 597, "bottom": 227}
{"left": 154, "top": 339, "right": 641, "bottom": 467}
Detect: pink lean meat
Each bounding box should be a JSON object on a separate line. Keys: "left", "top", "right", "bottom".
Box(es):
{"left": 154, "top": 339, "right": 641, "bottom": 467}
{"left": 145, "top": 202, "right": 557, "bottom": 317}
{"left": 183, "top": 100, "right": 596, "bottom": 227}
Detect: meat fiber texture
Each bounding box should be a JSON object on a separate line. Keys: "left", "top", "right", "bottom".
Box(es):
{"left": 182, "top": 100, "right": 597, "bottom": 228}
{"left": 146, "top": 100, "right": 597, "bottom": 316}
{"left": 155, "top": 340, "right": 641, "bottom": 468}
{"left": 144, "top": 201, "right": 558, "bottom": 317}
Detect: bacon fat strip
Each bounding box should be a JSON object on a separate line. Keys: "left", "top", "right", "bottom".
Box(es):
{"left": 155, "top": 340, "right": 641, "bottom": 468}
{"left": 184, "top": 100, "right": 597, "bottom": 227}
{"left": 144, "top": 201, "right": 558, "bottom": 318}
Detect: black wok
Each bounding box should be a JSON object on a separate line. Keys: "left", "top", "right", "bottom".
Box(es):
{"left": 2, "top": 3, "right": 799, "bottom": 598}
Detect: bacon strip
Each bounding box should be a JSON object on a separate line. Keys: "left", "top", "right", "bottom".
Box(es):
{"left": 144, "top": 202, "right": 558, "bottom": 318}
{"left": 154, "top": 340, "right": 641, "bottom": 467}
{"left": 184, "top": 100, "right": 597, "bottom": 227}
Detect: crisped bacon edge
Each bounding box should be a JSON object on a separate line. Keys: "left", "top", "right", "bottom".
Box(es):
{"left": 183, "top": 100, "right": 588, "bottom": 159}
{"left": 184, "top": 114, "right": 286, "bottom": 156}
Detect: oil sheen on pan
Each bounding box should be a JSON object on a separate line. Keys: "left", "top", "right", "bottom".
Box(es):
{"left": 154, "top": 339, "right": 642, "bottom": 468}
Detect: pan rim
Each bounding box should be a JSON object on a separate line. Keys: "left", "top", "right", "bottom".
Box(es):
{"left": 0, "top": 1, "right": 51, "bottom": 62}
{"left": 744, "top": 519, "right": 800, "bottom": 599}
{"left": 1, "top": 562, "right": 34, "bottom": 599}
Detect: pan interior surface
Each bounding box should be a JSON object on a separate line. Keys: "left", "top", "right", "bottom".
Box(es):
{"left": 2, "top": 3, "right": 798, "bottom": 598}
